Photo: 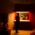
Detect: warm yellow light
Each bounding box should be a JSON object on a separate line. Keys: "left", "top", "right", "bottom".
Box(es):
{"left": 7, "top": 12, "right": 14, "bottom": 30}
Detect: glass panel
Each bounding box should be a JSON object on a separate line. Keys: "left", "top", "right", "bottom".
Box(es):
{"left": 19, "top": 12, "right": 28, "bottom": 20}
{"left": 14, "top": 11, "right": 30, "bottom": 22}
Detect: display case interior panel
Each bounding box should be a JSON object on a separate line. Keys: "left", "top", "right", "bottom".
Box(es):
{"left": 14, "top": 11, "right": 30, "bottom": 22}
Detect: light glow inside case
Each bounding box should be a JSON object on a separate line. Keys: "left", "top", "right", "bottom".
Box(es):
{"left": 14, "top": 11, "right": 30, "bottom": 22}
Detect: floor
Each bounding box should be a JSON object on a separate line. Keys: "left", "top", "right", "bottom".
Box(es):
{"left": 11, "top": 30, "right": 35, "bottom": 35}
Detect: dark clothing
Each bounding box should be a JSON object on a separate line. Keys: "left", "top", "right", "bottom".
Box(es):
{"left": 16, "top": 15, "right": 19, "bottom": 33}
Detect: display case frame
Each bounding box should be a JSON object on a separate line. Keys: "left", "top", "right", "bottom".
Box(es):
{"left": 14, "top": 11, "right": 30, "bottom": 22}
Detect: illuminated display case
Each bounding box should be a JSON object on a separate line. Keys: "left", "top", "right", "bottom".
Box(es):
{"left": 13, "top": 11, "right": 32, "bottom": 30}
{"left": 14, "top": 11, "right": 30, "bottom": 22}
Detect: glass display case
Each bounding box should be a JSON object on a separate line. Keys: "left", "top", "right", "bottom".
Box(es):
{"left": 14, "top": 11, "right": 30, "bottom": 22}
